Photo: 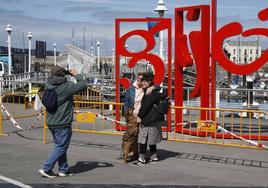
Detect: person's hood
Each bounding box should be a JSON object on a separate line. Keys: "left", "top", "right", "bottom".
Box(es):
{"left": 46, "top": 75, "right": 67, "bottom": 89}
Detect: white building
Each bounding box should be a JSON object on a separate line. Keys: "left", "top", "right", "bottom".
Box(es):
{"left": 223, "top": 40, "right": 261, "bottom": 65}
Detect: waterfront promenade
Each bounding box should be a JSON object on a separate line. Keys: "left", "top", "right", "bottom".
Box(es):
{"left": 1, "top": 115, "right": 268, "bottom": 188}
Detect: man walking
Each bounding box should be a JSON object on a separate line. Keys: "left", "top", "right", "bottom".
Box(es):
{"left": 39, "top": 66, "right": 87, "bottom": 178}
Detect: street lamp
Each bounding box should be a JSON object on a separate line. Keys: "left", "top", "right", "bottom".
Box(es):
{"left": 53, "top": 42, "right": 57, "bottom": 66}
{"left": 90, "top": 46, "right": 94, "bottom": 56}
{"left": 6, "top": 24, "right": 12, "bottom": 76}
{"left": 112, "top": 48, "right": 115, "bottom": 79}
{"left": 125, "top": 43, "right": 128, "bottom": 65}
{"left": 27, "top": 32, "right": 32, "bottom": 102}
{"left": 27, "top": 32, "right": 32, "bottom": 73}
{"left": 96, "top": 40, "right": 101, "bottom": 74}
{"left": 154, "top": 0, "right": 167, "bottom": 61}
{"left": 112, "top": 48, "right": 115, "bottom": 64}
{"left": 155, "top": 0, "right": 167, "bottom": 92}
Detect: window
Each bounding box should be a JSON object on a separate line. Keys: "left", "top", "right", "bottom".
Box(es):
{"left": 233, "top": 49, "right": 236, "bottom": 54}
{"left": 250, "top": 49, "right": 252, "bottom": 54}
{"left": 233, "top": 57, "right": 236, "bottom": 62}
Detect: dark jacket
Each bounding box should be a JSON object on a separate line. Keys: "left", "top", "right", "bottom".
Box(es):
{"left": 45, "top": 74, "right": 87, "bottom": 128}
{"left": 123, "top": 84, "right": 136, "bottom": 115}
{"left": 138, "top": 89, "right": 163, "bottom": 125}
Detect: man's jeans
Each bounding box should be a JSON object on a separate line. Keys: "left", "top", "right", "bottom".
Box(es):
{"left": 43, "top": 127, "right": 72, "bottom": 173}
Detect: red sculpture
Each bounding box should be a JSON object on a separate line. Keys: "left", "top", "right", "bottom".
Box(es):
{"left": 174, "top": 5, "right": 210, "bottom": 133}
{"left": 115, "top": 1, "right": 268, "bottom": 134}
{"left": 115, "top": 18, "right": 172, "bottom": 131}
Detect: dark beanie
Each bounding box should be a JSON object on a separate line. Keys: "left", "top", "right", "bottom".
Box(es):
{"left": 51, "top": 66, "right": 65, "bottom": 77}
{"left": 141, "top": 72, "right": 154, "bottom": 85}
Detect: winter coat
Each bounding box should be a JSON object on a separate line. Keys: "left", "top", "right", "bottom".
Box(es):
{"left": 138, "top": 89, "right": 164, "bottom": 125}
{"left": 138, "top": 89, "right": 164, "bottom": 145}
{"left": 45, "top": 74, "right": 87, "bottom": 128}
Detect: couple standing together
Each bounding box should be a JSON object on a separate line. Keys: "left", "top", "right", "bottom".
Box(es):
{"left": 124, "top": 72, "right": 168, "bottom": 165}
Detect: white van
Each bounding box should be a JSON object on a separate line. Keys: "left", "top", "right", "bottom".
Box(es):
{"left": 0, "top": 61, "right": 5, "bottom": 77}
{"left": 0, "top": 60, "right": 9, "bottom": 77}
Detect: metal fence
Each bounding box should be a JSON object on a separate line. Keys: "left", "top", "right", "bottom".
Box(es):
{"left": 42, "top": 100, "right": 124, "bottom": 144}
{"left": 169, "top": 105, "right": 268, "bottom": 149}
{"left": 0, "top": 92, "right": 41, "bottom": 135}
{"left": 1, "top": 88, "right": 268, "bottom": 150}
{"left": 42, "top": 100, "right": 268, "bottom": 150}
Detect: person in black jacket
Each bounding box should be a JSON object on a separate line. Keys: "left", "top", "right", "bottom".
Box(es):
{"left": 135, "top": 72, "right": 165, "bottom": 165}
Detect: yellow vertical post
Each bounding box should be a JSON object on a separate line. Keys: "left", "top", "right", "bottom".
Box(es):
{"left": 24, "top": 96, "right": 26, "bottom": 109}
{"left": 118, "top": 103, "right": 121, "bottom": 129}
{"left": 189, "top": 110, "right": 192, "bottom": 136}
{"left": 213, "top": 108, "right": 217, "bottom": 143}
{"left": 239, "top": 112, "right": 243, "bottom": 145}
{"left": 173, "top": 107, "right": 176, "bottom": 140}
{"left": 43, "top": 110, "right": 47, "bottom": 144}
{"left": 258, "top": 112, "right": 261, "bottom": 142}
{"left": 231, "top": 113, "right": 234, "bottom": 143}
{"left": 205, "top": 110, "right": 208, "bottom": 138}
{"left": 249, "top": 112, "right": 252, "bottom": 140}
{"left": 94, "top": 103, "right": 96, "bottom": 130}
{"left": 222, "top": 112, "right": 225, "bottom": 144}
{"left": 101, "top": 104, "right": 104, "bottom": 129}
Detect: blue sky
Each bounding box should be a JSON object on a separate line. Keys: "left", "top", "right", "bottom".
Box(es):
{"left": 0, "top": 0, "right": 267, "bottom": 54}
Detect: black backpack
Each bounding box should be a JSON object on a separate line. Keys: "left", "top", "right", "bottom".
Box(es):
{"left": 42, "top": 87, "right": 58, "bottom": 113}
{"left": 141, "top": 96, "right": 171, "bottom": 126}
{"left": 158, "top": 97, "right": 171, "bottom": 114}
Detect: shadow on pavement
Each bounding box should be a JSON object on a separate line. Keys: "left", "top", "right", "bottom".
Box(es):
{"left": 157, "top": 149, "right": 180, "bottom": 161}
{"left": 70, "top": 161, "right": 113, "bottom": 174}
{"left": 71, "top": 140, "right": 121, "bottom": 151}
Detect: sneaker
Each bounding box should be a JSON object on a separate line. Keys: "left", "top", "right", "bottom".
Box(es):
{"left": 58, "top": 170, "right": 74, "bottom": 177}
{"left": 132, "top": 157, "right": 146, "bottom": 166}
{"left": 150, "top": 154, "right": 159, "bottom": 163}
{"left": 38, "top": 169, "right": 57, "bottom": 178}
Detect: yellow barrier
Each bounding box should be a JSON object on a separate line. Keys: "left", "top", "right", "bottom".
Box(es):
{"left": 0, "top": 92, "right": 42, "bottom": 135}
{"left": 1, "top": 92, "right": 40, "bottom": 119}
{"left": 169, "top": 106, "right": 268, "bottom": 149}
{"left": 42, "top": 100, "right": 268, "bottom": 150}
{"left": 74, "top": 86, "right": 103, "bottom": 108}
{"left": 76, "top": 112, "right": 96, "bottom": 123}
{"left": 42, "top": 100, "right": 124, "bottom": 144}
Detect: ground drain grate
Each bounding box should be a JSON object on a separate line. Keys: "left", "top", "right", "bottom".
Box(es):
{"left": 177, "top": 152, "right": 268, "bottom": 168}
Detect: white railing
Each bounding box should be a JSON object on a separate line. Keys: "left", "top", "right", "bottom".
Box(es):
{"left": 0, "top": 72, "right": 49, "bottom": 94}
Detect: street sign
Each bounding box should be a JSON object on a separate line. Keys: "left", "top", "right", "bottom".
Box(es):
{"left": 76, "top": 112, "right": 96, "bottom": 123}
{"left": 197, "top": 120, "right": 217, "bottom": 132}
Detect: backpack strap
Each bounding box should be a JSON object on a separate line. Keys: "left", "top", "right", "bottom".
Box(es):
{"left": 52, "top": 85, "right": 67, "bottom": 108}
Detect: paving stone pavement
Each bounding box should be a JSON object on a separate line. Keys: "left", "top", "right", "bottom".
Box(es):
{"left": 1, "top": 119, "right": 268, "bottom": 188}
